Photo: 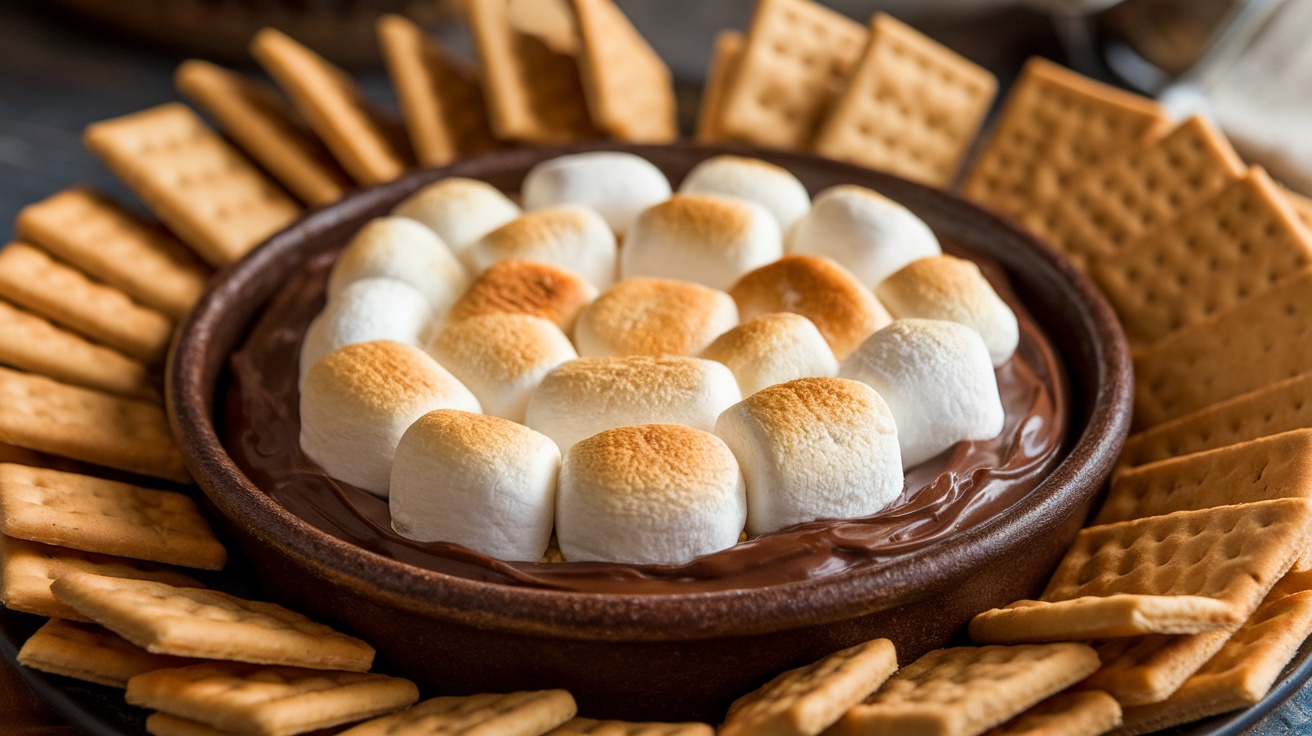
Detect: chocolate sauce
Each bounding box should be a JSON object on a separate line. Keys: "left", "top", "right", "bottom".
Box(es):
{"left": 223, "top": 247, "right": 1068, "bottom": 594}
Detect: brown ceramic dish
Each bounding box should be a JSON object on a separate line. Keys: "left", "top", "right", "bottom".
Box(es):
{"left": 169, "top": 143, "right": 1133, "bottom": 722}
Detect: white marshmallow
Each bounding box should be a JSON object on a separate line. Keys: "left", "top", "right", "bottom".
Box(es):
{"left": 300, "top": 341, "right": 482, "bottom": 496}
{"left": 524, "top": 356, "right": 742, "bottom": 452}
{"left": 426, "top": 313, "right": 578, "bottom": 423}
{"left": 522, "top": 152, "right": 672, "bottom": 236}
{"left": 557, "top": 424, "right": 746, "bottom": 564}
{"left": 392, "top": 177, "right": 522, "bottom": 259}
{"left": 621, "top": 194, "right": 783, "bottom": 291}
{"left": 574, "top": 277, "right": 738, "bottom": 358}
{"left": 875, "top": 255, "right": 1020, "bottom": 366}
{"left": 390, "top": 410, "right": 559, "bottom": 561}
{"left": 299, "top": 278, "right": 434, "bottom": 387}
{"left": 446, "top": 261, "right": 598, "bottom": 334}
{"left": 327, "top": 217, "right": 469, "bottom": 315}
{"left": 465, "top": 206, "right": 618, "bottom": 291}
{"left": 700, "top": 313, "right": 838, "bottom": 396}
{"left": 715, "top": 377, "right": 902, "bottom": 536}
{"left": 839, "top": 319, "right": 1004, "bottom": 467}
{"left": 678, "top": 155, "right": 811, "bottom": 229}
{"left": 787, "top": 185, "right": 941, "bottom": 288}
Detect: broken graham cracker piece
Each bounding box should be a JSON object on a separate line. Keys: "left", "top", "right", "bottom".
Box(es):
{"left": 84, "top": 103, "right": 301, "bottom": 267}
{"left": 0, "top": 242, "right": 173, "bottom": 364}
{"left": 17, "top": 618, "right": 199, "bottom": 688}
{"left": 175, "top": 59, "right": 352, "bottom": 207}
{"left": 694, "top": 30, "right": 744, "bottom": 144}
{"left": 969, "top": 500, "right": 1312, "bottom": 643}
{"left": 51, "top": 572, "right": 375, "bottom": 671}
{"left": 569, "top": 0, "right": 677, "bottom": 143}
{"left": 545, "top": 717, "right": 713, "bottom": 735}
{"left": 717, "top": 0, "right": 867, "bottom": 149}
{"left": 962, "top": 57, "right": 1169, "bottom": 223}
{"left": 377, "top": 15, "right": 501, "bottom": 168}
{"left": 719, "top": 638, "right": 897, "bottom": 736}
{"left": 1090, "top": 167, "right": 1312, "bottom": 347}
{"left": 0, "top": 463, "right": 226, "bottom": 570}
{"left": 984, "top": 691, "right": 1122, "bottom": 736}
{"left": 1083, "top": 630, "right": 1235, "bottom": 706}
{"left": 336, "top": 691, "right": 576, "bottom": 736}
{"left": 814, "top": 13, "right": 997, "bottom": 188}
{"left": 829, "top": 644, "right": 1100, "bottom": 736}
{"left": 0, "top": 367, "right": 189, "bottom": 482}
{"left": 127, "top": 662, "right": 419, "bottom": 736}
{"left": 15, "top": 188, "right": 211, "bottom": 319}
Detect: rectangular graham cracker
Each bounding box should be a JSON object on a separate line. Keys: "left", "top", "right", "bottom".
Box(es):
{"left": 251, "top": 28, "right": 413, "bottom": 186}
{"left": 1097, "top": 429, "right": 1312, "bottom": 525}
{"left": 694, "top": 30, "right": 744, "bottom": 144}
{"left": 830, "top": 644, "right": 1100, "bottom": 736}
{"left": 15, "top": 188, "right": 211, "bottom": 319}
{"left": 545, "top": 717, "right": 714, "bottom": 735}
{"left": 962, "top": 57, "right": 1169, "bottom": 223}
{"left": 0, "top": 366, "right": 190, "bottom": 482}
{"left": 0, "top": 299, "right": 156, "bottom": 401}
{"left": 0, "top": 463, "right": 226, "bottom": 570}
{"left": 83, "top": 103, "right": 302, "bottom": 267}
{"left": 569, "top": 0, "right": 677, "bottom": 143}
{"left": 1024, "top": 116, "right": 1246, "bottom": 272}
{"left": 814, "top": 13, "right": 997, "bottom": 188}
{"left": 1083, "top": 630, "right": 1235, "bottom": 706}
{"left": 127, "top": 663, "right": 418, "bottom": 736}
{"left": 377, "top": 14, "right": 501, "bottom": 168}
{"left": 1132, "top": 267, "right": 1312, "bottom": 429}
{"left": 336, "top": 691, "right": 577, "bottom": 736}
{"left": 175, "top": 59, "right": 352, "bottom": 207}
{"left": 1090, "top": 167, "right": 1312, "bottom": 347}
{"left": 717, "top": 0, "right": 867, "bottom": 150}
{"left": 984, "top": 691, "right": 1122, "bottom": 736}
{"left": 719, "top": 638, "right": 897, "bottom": 736}
{"left": 0, "top": 242, "right": 173, "bottom": 364}
{"left": 51, "top": 571, "right": 376, "bottom": 671}
{"left": 1, "top": 536, "right": 199, "bottom": 621}
{"left": 17, "top": 618, "right": 199, "bottom": 688}
{"left": 147, "top": 713, "right": 239, "bottom": 736}
{"left": 969, "top": 500, "right": 1312, "bottom": 643}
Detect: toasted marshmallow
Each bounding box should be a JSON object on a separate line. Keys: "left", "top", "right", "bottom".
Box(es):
{"left": 300, "top": 341, "right": 481, "bottom": 496}
{"left": 621, "top": 194, "right": 782, "bottom": 291}
{"left": 426, "top": 314, "right": 577, "bottom": 422}
{"left": 839, "top": 319, "right": 1004, "bottom": 467}
{"left": 556, "top": 424, "right": 746, "bottom": 564}
{"left": 787, "top": 185, "right": 941, "bottom": 288}
{"left": 392, "top": 177, "right": 522, "bottom": 259}
{"left": 729, "top": 255, "right": 891, "bottom": 360}
{"left": 678, "top": 155, "right": 811, "bottom": 229}
{"left": 445, "top": 260, "right": 598, "bottom": 334}
{"left": 524, "top": 356, "right": 741, "bottom": 452}
{"left": 715, "top": 377, "right": 902, "bottom": 536}
{"left": 390, "top": 410, "right": 559, "bottom": 560}
{"left": 574, "top": 277, "right": 738, "bottom": 358}
{"left": 522, "top": 152, "right": 672, "bottom": 236}
{"left": 875, "top": 255, "right": 1020, "bottom": 366}
{"left": 299, "top": 278, "right": 434, "bottom": 387}
{"left": 327, "top": 217, "right": 469, "bottom": 316}
{"left": 465, "top": 206, "right": 617, "bottom": 290}
{"left": 701, "top": 313, "right": 838, "bottom": 396}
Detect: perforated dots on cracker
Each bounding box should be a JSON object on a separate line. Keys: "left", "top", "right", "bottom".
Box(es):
{"left": 570, "top": 0, "right": 677, "bottom": 143}
{"left": 17, "top": 618, "right": 199, "bottom": 688}
{"left": 0, "top": 299, "right": 155, "bottom": 401}
{"left": 336, "top": 691, "right": 577, "bottom": 736}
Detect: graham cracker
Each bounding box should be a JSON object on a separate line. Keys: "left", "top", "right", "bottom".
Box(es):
{"left": 147, "top": 713, "right": 238, "bottom": 736}
{"left": 545, "top": 718, "right": 714, "bottom": 735}
{"left": 1024, "top": 116, "right": 1245, "bottom": 272}
{"left": 51, "top": 572, "right": 376, "bottom": 671}
{"left": 1132, "top": 267, "right": 1312, "bottom": 429}
{"left": 717, "top": 0, "right": 867, "bottom": 149}
{"left": 984, "top": 691, "right": 1122, "bottom": 736}
{"left": 1098, "top": 429, "right": 1312, "bottom": 524}
{"left": 830, "top": 644, "right": 1100, "bottom": 736}
{"left": 84, "top": 103, "right": 301, "bottom": 267}
{"left": 127, "top": 662, "right": 419, "bottom": 736}
{"left": 1084, "top": 631, "right": 1235, "bottom": 706}
{"left": 335, "top": 691, "right": 577, "bottom": 736}
{"left": 814, "top": 13, "right": 997, "bottom": 187}
{"left": 15, "top": 188, "right": 211, "bottom": 319}
{"left": 0, "top": 463, "right": 226, "bottom": 570}
{"left": 377, "top": 14, "right": 501, "bottom": 168}
{"left": 961, "top": 57, "right": 1169, "bottom": 223}
{"left": 0, "top": 366, "right": 190, "bottom": 482}
{"left": 1091, "top": 167, "right": 1312, "bottom": 347}
{"left": 1, "top": 536, "right": 199, "bottom": 622}
{"left": 570, "top": 0, "right": 677, "bottom": 143}
{"left": 694, "top": 30, "right": 744, "bottom": 144}
{"left": 719, "top": 638, "right": 897, "bottom": 736}
{"left": 1288, "top": 188, "right": 1312, "bottom": 232}
{"left": 0, "top": 299, "right": 155, "bottom": 401}
{"left": 17, "top": 618, "right": 198, "bottom": 688}
{"left": 175, "top": 59, "right": 352, "bottom": 207}
{"left": 0, "top": 242, "right": 173, "bottom": 364}
{"left": 467, "top": 0, "right": 599, "bottom": 144}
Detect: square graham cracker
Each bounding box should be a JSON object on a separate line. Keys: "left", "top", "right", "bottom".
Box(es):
{"left": 570, "top": 0, "right": 677, "bottom": 143}
{"left": 17, "top": 618, "right": 199, "bottom": 688}
{"left": 694, "top": 30, "right": 744, "bottom": 144}
{"left": 337, "top": 691, "right": 577, "bottom": 736}
{"left": 984, "top": 691, "right": 1122, "bottom": 736}
{"left": 0, "top": 299, "right": 155, "bottom": 401}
